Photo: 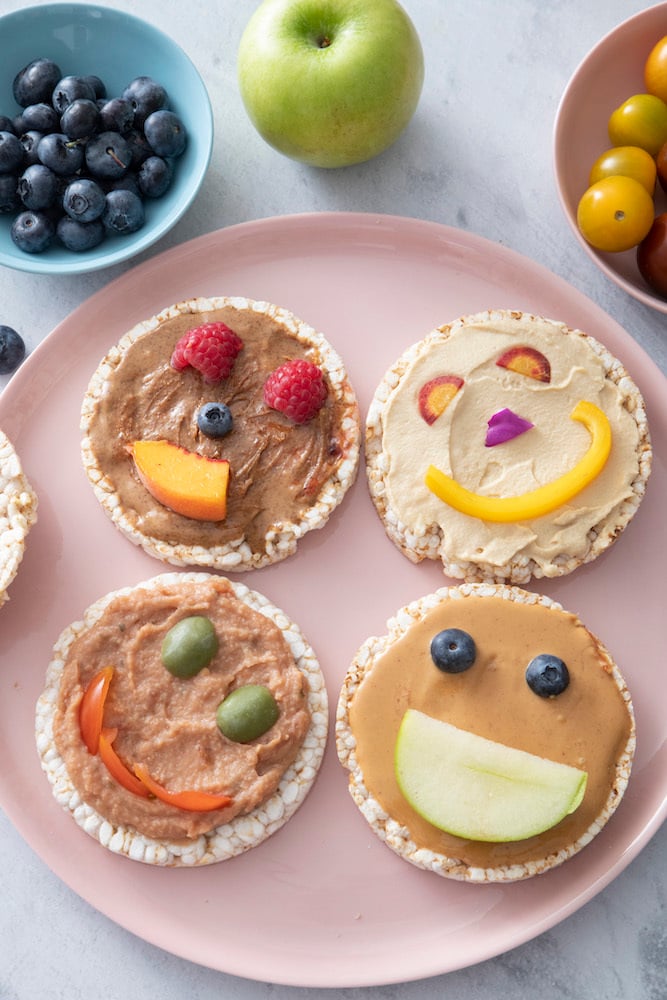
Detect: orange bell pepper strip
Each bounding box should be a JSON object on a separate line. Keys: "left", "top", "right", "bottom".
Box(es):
{"left": 79, "top": 666, "right": 114, "bottom": 754}
{"left": 98, "top": 728, "right": 150, "bottom": 798}
{"left": 133, "top": 763, "right": 233, "bottom": 812}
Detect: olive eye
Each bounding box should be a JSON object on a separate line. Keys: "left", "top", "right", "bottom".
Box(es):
{"left": 430, "top": 628, "right": 476, "bottom": 673}
{"left": 525, "top": 654, "right": 570, "bottom": 697}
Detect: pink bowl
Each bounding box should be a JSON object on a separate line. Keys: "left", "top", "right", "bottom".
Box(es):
{"left": 554, "top": 3, "right": 667, "bottom": 313}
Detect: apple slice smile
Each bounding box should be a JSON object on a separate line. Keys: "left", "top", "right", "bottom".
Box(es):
{"left": 394, "top": 710, "right": 587, "bottom": 843}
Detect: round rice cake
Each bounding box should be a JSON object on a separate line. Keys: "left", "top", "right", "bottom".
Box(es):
{"left": 36, "top": 572, "right": 328, "bottom": 866}
{"left": 81, "top": 296, "right": 360, "bottom": 571}
{"left": 0, "top": 428, "right": 37, "bottom": 609}
{"left": 336, "top": 583, "right": 635, "bottom": 883}
{"left": 366, "top": 309, "right": 652, "bottom": 583}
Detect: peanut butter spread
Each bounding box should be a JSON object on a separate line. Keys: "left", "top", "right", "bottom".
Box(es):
{"left": 86, "top": 301, "right": 353, "bottom": 558}
{"left": 348, "top": 594, "right": 632, "bottom": 868}
{"left": 378, "top": 312, "right": 645, "bottom": 572}
{"left": 53, "top": 575, "right": 311, "bottom": 841}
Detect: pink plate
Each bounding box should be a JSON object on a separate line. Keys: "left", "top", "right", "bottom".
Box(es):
{"left": 554, "top": 3, "right": 667, "bottom": 312}
{"left": 0, "top": 213, "right": 665, "bottom": 988}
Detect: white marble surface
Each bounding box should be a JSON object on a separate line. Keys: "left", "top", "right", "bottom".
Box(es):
{"left": 1, "top": 0, "right": 666, "bottom": 997}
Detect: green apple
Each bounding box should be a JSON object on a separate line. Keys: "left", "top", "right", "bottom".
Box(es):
{"left": 394, "top": 710, "right": 588, "bottom": 843}
{"left": 237, "top": 0, "right": 424, "bottom": 168}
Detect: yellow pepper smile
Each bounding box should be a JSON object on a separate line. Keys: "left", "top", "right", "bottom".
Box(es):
{"left": 424, "top": 400, "right": 612, "bottom": 523}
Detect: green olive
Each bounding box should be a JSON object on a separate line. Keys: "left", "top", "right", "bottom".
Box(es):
{"left": 216, "top": 685, "right": 280, "bottom": 743}
{"left": 161, "top": 616, "right": 219, "bottom": 678}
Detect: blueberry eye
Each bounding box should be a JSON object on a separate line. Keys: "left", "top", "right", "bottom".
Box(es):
{"left": 430, "top": 628, "right": 476, "bottom": 673}
{"left": 197, "top": 402, "right": 233, "bottom": 438}
{"left": 526, "top": 654, "right": 570, "bottom": 697}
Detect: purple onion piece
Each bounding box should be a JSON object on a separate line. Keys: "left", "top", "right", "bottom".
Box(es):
{"left": 485, "top": 407, "right": 534, "bottom": 447}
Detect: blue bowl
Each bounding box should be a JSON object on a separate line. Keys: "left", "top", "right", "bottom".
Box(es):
{"left": 0, "top": 3, "right": 213, "bottom": 274}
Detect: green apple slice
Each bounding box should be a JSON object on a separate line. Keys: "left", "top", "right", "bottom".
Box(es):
{"left": 395, "top": 710, "right": 587, "bottom": 843}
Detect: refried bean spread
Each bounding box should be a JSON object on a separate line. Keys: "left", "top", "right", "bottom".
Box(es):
{"left": 348, "top": 594, "right": 632, "bottom": 869}
{"left": 86, "top": 301, "right": 352, "bottom": 556}
{"left": 53, "top": 575, "right": 311, "bottom": 841}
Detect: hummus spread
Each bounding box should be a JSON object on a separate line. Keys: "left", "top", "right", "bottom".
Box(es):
{"left": 83, "top": 298, "right": 359, "bottom": 565}
{"left": 345, "top": 590, "right": 633, "bottom": 871}
{"left": 368, "top": 310, "right": 651, "bottom": 580}
{"left": 52, "top": 575, "right": 311, "bottom": 841}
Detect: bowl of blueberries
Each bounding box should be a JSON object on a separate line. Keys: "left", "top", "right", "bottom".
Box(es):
{"left": 0, "top": 3, "right": 213, "bottom": 274}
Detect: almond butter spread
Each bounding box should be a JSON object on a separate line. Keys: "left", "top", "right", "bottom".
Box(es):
{"left": 348, "top": 594, "right": 632, "bottom": 868}
{"left": 86, "top": 301, "right": 352, "bottom": 557}
{"left": 52, "top": 575, "right": 311, "bottom": 841}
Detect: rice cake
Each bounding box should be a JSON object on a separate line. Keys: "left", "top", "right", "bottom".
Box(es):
{"left": 36, "top": 572, "right": 328, "bottom": 866}
{"left": 81, "top": 296, "right": 360, "bottom": 571}
{"left": 336, "top": 583, "right": 635, "bottom": 882}
{"left": 365, "top": 310, "right": 652, "bottom": 583}
{"left": 0, "top": 428, "right": 37, "bottom": 608}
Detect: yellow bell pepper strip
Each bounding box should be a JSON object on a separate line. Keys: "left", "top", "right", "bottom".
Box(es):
{"left": 133, "top": 764, "right": 233, "bottom": 812}
{"left": 98, "top": 728, "right": 151, "bottom": 798}
{"left": 424, "top": 400, "right": 612, "bottom": 523}
{"left": 79, "top": 666, "right": 114, "bottom": 754}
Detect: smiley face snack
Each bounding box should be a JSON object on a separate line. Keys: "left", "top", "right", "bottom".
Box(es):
{"left": 81, "top": 296, "right": 360, "bottom": 571}
{"left": 35, "top": 572, "right": 328, "bottom": 866}
{"left": 336, "top": 583, "right": 635, "bottom": 882}
{"left": 366, "top": 310, "right": 652, "bottom": 583}
{"left": 0, "top": 428, "right": 38, "bottom": 609}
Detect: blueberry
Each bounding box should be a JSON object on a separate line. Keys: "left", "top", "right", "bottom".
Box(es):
{"left": 525, "top": 654, "right": 570, "bottom": 697}
{"left": 62, "top": 177, "right": 106, "bottom": 221}
{"left": 37, "top": 132, "right": 84, "bottom": 176}
{"left": 0, "top": 115, "right": 16, "bottom": 134}
{"left": 13, "top": 58, "right": 62, "bottom": 107}
{"left": 121, "top": 76, "right": 168, "bottom": 126}
{"left": 82, "top": 75, "right": 106, "bottom": 100}
{"left": 60, "top": 98, "right": 101, "bottom": 139}
{"left": 19, "top": 130, "right": 43, "bottom": 167}
{"left": 197, "top": 403, "right": 233, "bottom": 437}
{"left": 84, "top": 131, "right": 131, "bottom": 179}
{"left": 0, "top": 174, "right": 19, "bottom": 214}
{"left": 137, "top": 155, "right": 173, "bottom": 198}
{"left": 56, "top": 216, "right": 105, "bottom": 252}
{"left": 0, "top": 325, "right": 26, "bottom": 375}
{"left": 124, "top": 128, "right": 152, "bottom": 168}
{"left": 19, "top": 102, "right": 59, "bottom": 133}
{"left": 10, "top": 210, "right": 55, "bottom": 253}
{"left": 0, "top": 131, "right": 24, "bottom": 174}
{"left": 18, "top": 164, "right": 59, "bottom": 211}
{"left": 51, "top": 75, "right": 97, "bottom": 114}
{"left": 101, "top": 188, "right": 145, "bottom": 234}
{"left": 144, "top": 109, "right": 187, "bottom": 158}
{"left": 99, "top": 97, "right": 134, "bottom": 134}
{"left": 430, "top": 628, "right": 477, "bottom": 673}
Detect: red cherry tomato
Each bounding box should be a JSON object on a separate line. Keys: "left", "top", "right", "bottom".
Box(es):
{"left": 656, "top": 141, "right": 667, "bottom": 193}
{"left": 637, "top": 213, "right": 667, "bottom": 298}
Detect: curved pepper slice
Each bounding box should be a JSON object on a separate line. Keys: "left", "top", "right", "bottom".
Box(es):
{"left": 133, "top": 764, "right": 233, "bottom": 812}
{"left": 424, "top": 400, "right": 612, "bottom": 523}
{"left": 98, "top": 728, "right": 150, "bottom": 798}
{"left": 79, "top": 666, "right": 114, "bottom": 754}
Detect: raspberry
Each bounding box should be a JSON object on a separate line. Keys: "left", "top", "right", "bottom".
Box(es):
{"left": 263, "top": 358, "right": 328, "bottom": 424}
{"left": 171, "top": 322, "right": 243, "bottom": 382}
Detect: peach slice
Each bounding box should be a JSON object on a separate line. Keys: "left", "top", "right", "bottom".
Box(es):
{"left": 496, "top": 346, "right": 551, "bottom": 383}
{"left": 132, "top": 439, "right": 230, "bottom": 521}
{"left": 418, "top": 375, "right": 464, "bottom": 424}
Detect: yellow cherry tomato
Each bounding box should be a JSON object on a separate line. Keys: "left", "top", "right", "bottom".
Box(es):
{"left": 608, "top": 93, "right": 667, "bottom": 156}
{"left": 588, "top": 145, "right": 657, "bottom": 195}
{"left": 577, "top": 175, "right": 655, "bottom": 253}
{"left": 645, "top": 35, "right": 667, "bottom": 103}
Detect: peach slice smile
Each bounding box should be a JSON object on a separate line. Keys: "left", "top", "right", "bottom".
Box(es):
{"left": 131, "top": 439, "right": 230, "bottom": 521}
